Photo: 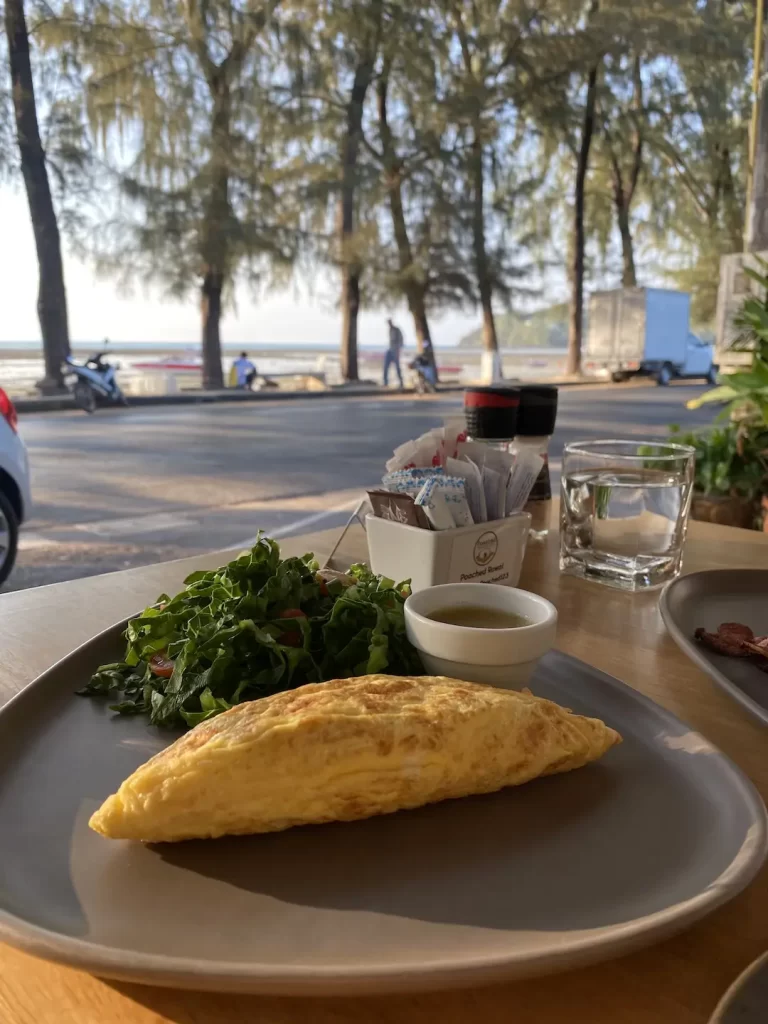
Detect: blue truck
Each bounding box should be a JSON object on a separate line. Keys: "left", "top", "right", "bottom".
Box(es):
{"left": 584, "top": 288, "right": 717, "bottom": 386}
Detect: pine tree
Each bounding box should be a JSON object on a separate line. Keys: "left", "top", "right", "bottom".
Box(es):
{"left": 643, "top": 0, "right": 751, "bottom": 322}
{"left": 524, "top": 0, "right": 601, "bottom": 376}
{"left": 443, "top": 1, "right": 504, "bottom": 355}
{"left": 4, "top": 0, "right": 71, "bottom": 392}
{"left": 568, "top": 56, "right": 599, "bottom": 376}
{"left": 361, "top": 4, "right": 474, "bottom": 371}
{"left": 283, "top": 1, "right": 557, "bottom": 372}
{"left": 48, "top": 0, "right": 293, "bottom": 389}
{"left": 429, "top": 0, "right": 580, "bottom": 361}
{"left": 268, "top": 0, "right": 388, "bottom": 381}
{"left": 597, "top": 52, "right": 643, "bottom": 287}
{"left": 337, "top": 1, "right": 384, "bottom": 381}
{"left": 375, "top": 48, "right": 437, "bottom": 365}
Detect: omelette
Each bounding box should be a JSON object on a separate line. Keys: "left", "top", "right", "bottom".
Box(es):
{"left": 90, "top": 675, "right": 621, "bottom": 843}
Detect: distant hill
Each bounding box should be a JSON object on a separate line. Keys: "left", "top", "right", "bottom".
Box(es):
{"left": 459, "top": 304, "right": 568, "bottom": 348}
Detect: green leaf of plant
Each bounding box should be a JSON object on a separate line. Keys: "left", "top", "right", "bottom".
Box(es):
{"left": 686, "top": 386, "right": 739, "bottom": 409}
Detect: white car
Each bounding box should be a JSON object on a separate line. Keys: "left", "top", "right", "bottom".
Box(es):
{"left": 0, "top": 388, "right": 31, "bottom": 585}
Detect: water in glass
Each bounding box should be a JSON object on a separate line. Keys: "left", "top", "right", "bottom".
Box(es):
{"left": 560, "top": 442, "right": 694, "bottom": 591}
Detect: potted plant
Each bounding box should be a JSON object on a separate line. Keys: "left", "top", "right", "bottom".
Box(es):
{"left": 670, "top": 423, "right": 768, "bottom": 529}
{"left": 679, "top": 257, "right": 768, "bottom": 530}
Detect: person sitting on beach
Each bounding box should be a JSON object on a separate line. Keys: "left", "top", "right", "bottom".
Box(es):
{"left": 409, "top": 340, "right": 437, "bottom": 393}
{"left": 232, "top": 352, "right": 257, "bottom": 389}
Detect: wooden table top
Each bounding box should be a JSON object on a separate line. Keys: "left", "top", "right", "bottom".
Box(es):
{"left": 1, "top": 514, "right": 768, "bottom": 1024}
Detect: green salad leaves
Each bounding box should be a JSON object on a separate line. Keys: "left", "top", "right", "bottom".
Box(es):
{"left": 79, "top": 535, "right": 422, "bottom": 728}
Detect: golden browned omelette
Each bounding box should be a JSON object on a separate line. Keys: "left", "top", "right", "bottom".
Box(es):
{"left": 90, "top": 675, "right": 621, "bottom": 843}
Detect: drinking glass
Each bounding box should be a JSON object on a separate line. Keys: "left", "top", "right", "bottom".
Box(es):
{"left": 560, "top": 440, "right": 695, "bottom": 591}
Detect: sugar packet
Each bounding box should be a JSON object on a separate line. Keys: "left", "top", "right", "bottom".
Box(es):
{"left": 385, "top": 429, "right": 443, "bottom": 472}
{"left": 440, "top": 418, "right": 468, "bottom": 465}
{"left": 479, "top": 462, "right": 506, "bottom": 520}
{"left": 456, "top": 440, "right": 515, "bottom": 520}
{"left": 414, "top": 476, "right": 455, "bottom": 530}
{"left": 441, "top": 475, "right": 475, "bottom": 527}
{"left": 414, "top": 475, "right": 474, "bottom": 530}
{"left": 506, "top": 448, "right": 545, "bottom": 513}
{"left": 444, "top": 457, "right": 486, "bottom": 524}
{"left": 382, "top": 466, "right": 442, "bottom": 498}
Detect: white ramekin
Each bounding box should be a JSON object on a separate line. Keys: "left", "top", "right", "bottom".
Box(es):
{"left": 404, "top": 582, "right": 557, "bottom": 689}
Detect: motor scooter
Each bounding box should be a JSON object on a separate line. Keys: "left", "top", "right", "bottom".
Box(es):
{"left": 63, "top": 354, "right": 128, "bottom": 413}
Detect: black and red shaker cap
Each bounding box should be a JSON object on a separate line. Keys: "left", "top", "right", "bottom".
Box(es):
{"left": 517, "top": 385, "right": 558, "bottom": 437}
{"left": 463, "top": 386, "right": 521, "bottom": 440}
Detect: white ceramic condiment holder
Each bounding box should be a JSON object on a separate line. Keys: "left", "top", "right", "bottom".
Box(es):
{"left": 404, "top": 582, "right": 558, "bottom": 688}
{"left": 365, "top": 511, "right": 531, "bottom": 593}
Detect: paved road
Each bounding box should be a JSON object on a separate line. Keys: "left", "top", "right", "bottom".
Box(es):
{"left": 8, "top": 383, "right": 712, "bottom": 591}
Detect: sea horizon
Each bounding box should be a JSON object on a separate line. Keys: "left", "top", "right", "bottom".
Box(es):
{"left": 0, "top": 339, "right": 566, "bottom": 354}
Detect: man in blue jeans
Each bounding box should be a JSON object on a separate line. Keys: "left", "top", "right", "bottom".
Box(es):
{"left": 383, "top": 318, "right": 404, "bottom": 387}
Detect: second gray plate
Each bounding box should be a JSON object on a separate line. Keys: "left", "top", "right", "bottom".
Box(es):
{"left": 0, "top": 628, "right": 766, "bottom": 995}
{"left": 660, "top": 569, "right": 768, "bottom": 726}
{"left": 710, "top": 951, "right": 768, "bottom": 1023}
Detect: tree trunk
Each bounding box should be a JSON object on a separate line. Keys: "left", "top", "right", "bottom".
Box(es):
{"left": 201, "top": 268, "right": 224, "bottom": 390}
{"left": 615, "top": 52, "right": 642, "bottom": 288}
{"left": 720, "top": 147, "right": 743, "bottom": 253}
{"left": 454, "top": 9, "right": 498, "bottom": 362}
{"left": 748, "top": 22, "right": 768, "bottom": 250}
{"left": 409, "top": 289, "right": 432, "bottom": 347}
{"left": 339, "top": 11, "right": 382, "bottom": 382}
{"left": 567, "top": 61, "right": 599, "bottom": 377}
{"left": 470, "top": 129, "right": 498, "bottom": 355}
{"left": 339, "top": 60, "right": 376, "bottom": 382}
{"left": 377, "top": 71, "right": 437, "bottom": 380}
{"left": 340, "top": 267, "right": 361, "bottom": 381}
{"left": 198, "top": 71, "right": 231, "bottom": 390}
{"left": 607, "top": 164, "right": 638, "bottom": 286}
{"left": 614, "top": 195, "right": 637, "bottom": 287}
{"left": 5, "top": 0, "right": 70, "bottom": 392}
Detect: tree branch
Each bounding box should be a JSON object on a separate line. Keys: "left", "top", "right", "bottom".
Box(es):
{"left": 655, "top": 141, "right": 709, "bottom": 219}
{"left": 498, "top": 3, "right": 543, "bottom": 75}
{"left": 183, "top": 0, "right": 216, "bottom": 85}
{"left": 452, "top": 6, "right": 474, "bottom": 78}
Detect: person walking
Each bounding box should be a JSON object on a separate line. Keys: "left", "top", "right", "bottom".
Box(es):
{"left": 232, "top": 351, "right": 257, "bottom": 389}
{"left": 383, "top": 318, "right": 404, "bottom": 387}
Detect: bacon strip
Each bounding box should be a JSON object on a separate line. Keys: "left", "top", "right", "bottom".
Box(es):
{"left": 694, "top": 622, "right": 768, "bottom": 671}
{"left": 694, "top": 627, "right": 752, "bottom": 658}
{"left": 718, "top": 622, "right": 755, "bottom": 641}
{"left": 742, "top": 639, "right": 768, "bottom": 661}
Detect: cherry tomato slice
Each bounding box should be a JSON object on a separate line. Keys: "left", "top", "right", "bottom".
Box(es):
{"left": 278, "top": 632, "right": 303, "bottom": 647}
{"left": 149, "top": 652, "right": 174, "bottom": 678}
{"left": 278, "top": 608, "right": 306, "bottom": 619}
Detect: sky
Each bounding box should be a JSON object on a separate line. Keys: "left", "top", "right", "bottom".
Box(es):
{"left": 0, "top": 185, "right": 481, "bottom": 348}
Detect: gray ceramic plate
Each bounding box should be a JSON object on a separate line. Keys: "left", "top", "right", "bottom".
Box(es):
{"left": 660, "top": 570, "right": 768, "bottom": 726}
{"left": 0, "top": 626, "right": 766, "bottom": 995}
{"left": 710, "top": 951, "right": 768, "bottom": 1023}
